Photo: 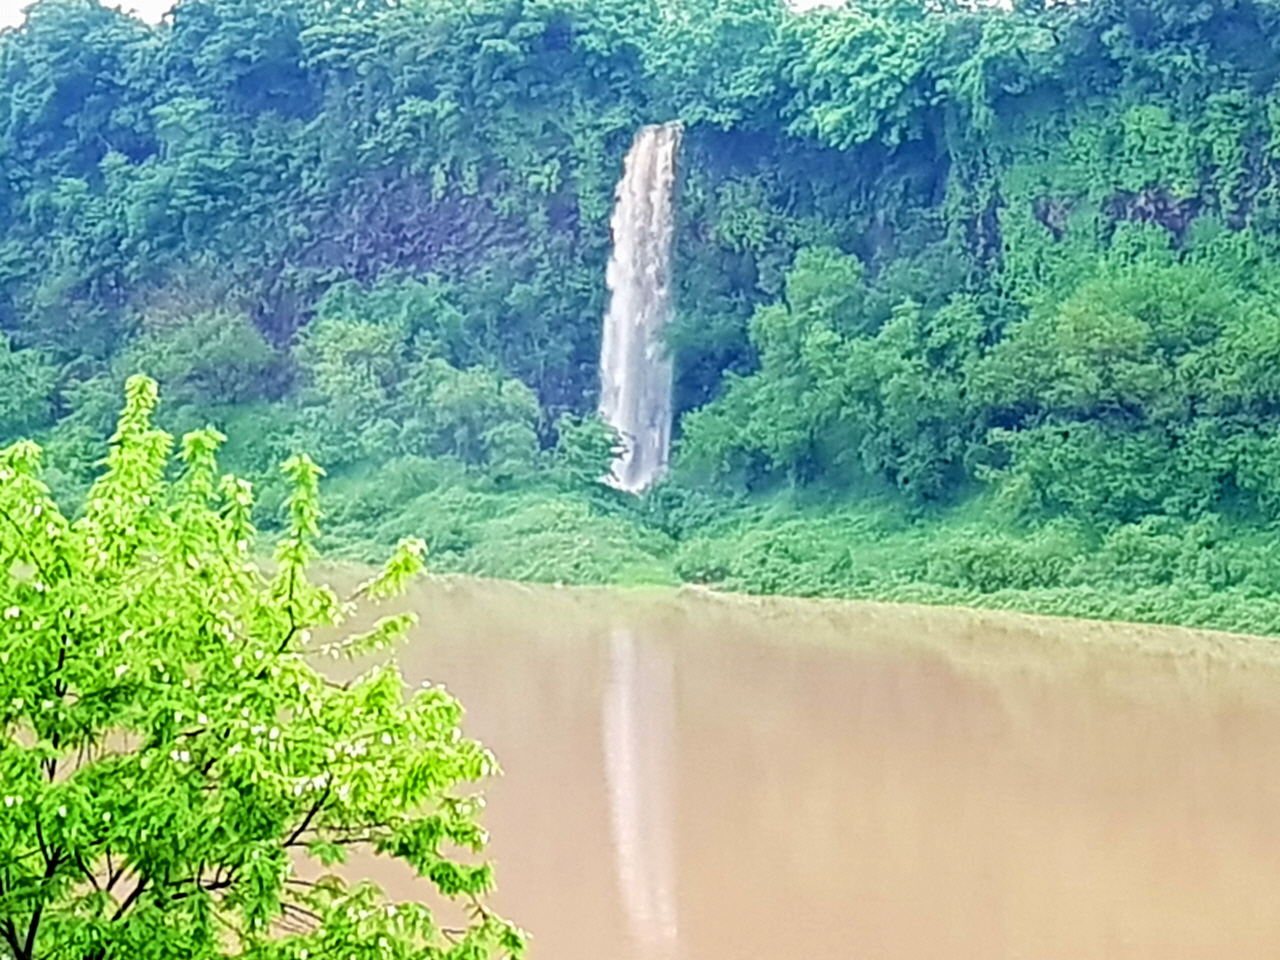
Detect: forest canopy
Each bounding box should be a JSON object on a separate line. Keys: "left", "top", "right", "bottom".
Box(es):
{"left": 6, "top": 0, "right": 1280, "bottom": 632}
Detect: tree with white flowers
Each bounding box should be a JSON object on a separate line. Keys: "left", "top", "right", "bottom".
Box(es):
{"left": 0, "top": 375, "right": 522, "bottom": 960}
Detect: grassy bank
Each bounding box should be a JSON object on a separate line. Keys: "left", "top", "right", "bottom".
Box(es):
{"left": 307, "top": 464, "right": 1280, "bottom": 639}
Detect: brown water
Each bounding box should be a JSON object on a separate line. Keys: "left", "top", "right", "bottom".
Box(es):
{"left": 331, "top": 576, "right": 1280, "bottom": 960}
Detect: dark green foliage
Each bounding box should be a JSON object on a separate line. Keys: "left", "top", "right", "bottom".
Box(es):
{"left": 11, "top": 0, "right": 1280, "bottom": 634}
{"left": 551, "top": 413, "right": 621, "bottom": 490}
{"left": 0, "top": 335, "right": 58, "bottom": 442}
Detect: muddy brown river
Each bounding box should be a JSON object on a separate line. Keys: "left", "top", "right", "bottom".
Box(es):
{"left": 328, "top": 574, "right": 1280, "bottom": 960}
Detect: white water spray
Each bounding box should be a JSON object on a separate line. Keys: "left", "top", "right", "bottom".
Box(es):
{"left": 599, "top": 122, "right": 682, "bottom": 493}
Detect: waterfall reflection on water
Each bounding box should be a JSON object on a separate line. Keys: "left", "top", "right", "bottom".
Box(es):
{"left": 603, "top": 628, "right": 679, "bottom": 957}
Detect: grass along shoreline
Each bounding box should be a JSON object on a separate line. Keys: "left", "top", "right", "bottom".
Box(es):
{"left": 304, "top": 472, "right": 1280, "bottom": 641}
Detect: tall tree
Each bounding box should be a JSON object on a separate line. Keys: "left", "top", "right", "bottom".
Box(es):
{"left": 0, "top": 376, "right": 523, "bottom": 960}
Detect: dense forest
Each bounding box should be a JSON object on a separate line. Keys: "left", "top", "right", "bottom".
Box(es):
{"left": 8, "top": 0, "right": 1280, "bottom": 633}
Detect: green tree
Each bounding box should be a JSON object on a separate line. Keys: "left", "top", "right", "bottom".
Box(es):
{"left": 0, "top": 335, "right": 59, "bottom": 443}
{"left": 0, "top": 376, "right": 523, "bottom": 960}
{"left": 401, "top": 359, "right": 541, "bottom": 471}
{"left": 121, "top": 309, "right": 280, "bottom": 408}
{"left": 551, "top": 413, "right": 621, "bottom": 490}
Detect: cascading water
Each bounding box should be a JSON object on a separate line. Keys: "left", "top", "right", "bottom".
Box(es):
{"left": 599, "top": 122, "right": 683, "bottom": 493}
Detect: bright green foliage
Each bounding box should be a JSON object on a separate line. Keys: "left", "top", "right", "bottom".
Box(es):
{"left": 680, "top": 253, "right": 983, "bottom": 497}
{"left": 290, "top": 310, "right": 542, "bottom": 477}
{"left": 0, "top": 376, "right": 522, "bottom": 960}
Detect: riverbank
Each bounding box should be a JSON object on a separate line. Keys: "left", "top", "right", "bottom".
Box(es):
{"left": 309, "top": 474, "right": 1280, "bottom": 640}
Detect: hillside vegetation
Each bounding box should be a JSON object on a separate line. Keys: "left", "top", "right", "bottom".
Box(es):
{"left": 7, "top": 0, "right": 1280, "bottom": 633}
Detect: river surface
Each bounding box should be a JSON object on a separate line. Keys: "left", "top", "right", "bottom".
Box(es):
{"left": 328, "top": 575, "right": 1280, "bottom": 960}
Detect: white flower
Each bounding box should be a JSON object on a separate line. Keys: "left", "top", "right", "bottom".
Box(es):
{"left": 57, "top": 805, "right": 67, "bottom": 817}
{"left": 197, "top": 713, "right": 208, "bottom": 725}
{"left": 268, "top": 727, "right": 280, "bottom": 740}
{"left": 381, "top": 733, "right": 393, "bottom": 745}
{"left": 114, "top": 664, "right": 128, "bottom": 678}
{"left": 4, "top": 606, "right": 19, "bottom": 619}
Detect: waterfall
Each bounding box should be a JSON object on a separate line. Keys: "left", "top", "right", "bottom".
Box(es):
{"left": 599, "top": 122, "right": 683, "bottom": 493}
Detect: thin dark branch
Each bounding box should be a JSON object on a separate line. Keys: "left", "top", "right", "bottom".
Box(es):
{"left": 281, "top": 902, "right": 322, "bottom": 923}
{"left": 276, "top": 560, "right": 300, "bottom": 655}
{"left": 2, "top": 918, "right": 26, "bottom": 960}
{"left": 33, "top": 816, "right": 48, "bottom": 866}
{"left": 110, "top": 873, "right": 149, "bottom": 922}
{"left": 105, "top": 851, "right": 127, "bottom": 893}
{"left": 284, "top": 783, "right": 331, "bottom": 847}
{"left": 73, "top": 851, "right": 102, "bottom": 891}
{"left": 22, "top": 849, "right": 62, "bottom": 959}
{"left": 168, "top": 876, "right": 233, "bottom": 903}
{"left": 0, "top": 504, "right": 54, "bottom": 585}
{"left": 284, "top": 834, "right": 374, "bottom": 849}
